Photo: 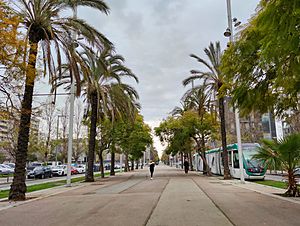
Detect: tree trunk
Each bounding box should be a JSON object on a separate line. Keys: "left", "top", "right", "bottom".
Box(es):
{"left": 135, "top": 161, "right": 139, "bottom": 169}
{"left": 219, "top": 96, "right": 231, "bottom": 179}
{"left": 285, "top": 168, "right": 299, "bottom": 197}
{"left": 189, "top": 151, "right": 194, "bottom": 171}
{"left": 131, "top": 160, "right": 134, "bottom": 171}
{"left": 110, "top": 151, "right": 115, "bottom": 176}
{"left": 9, "top": 41, "right": 38, "bottom": 201}
{"left": 124, "top": 153, "right": 129, "bottom": 172}
{"left": 99, "top": 151, "right": 104, "bottom": 178}
{"left": 200, "top": 136, "right": 211, "bottom": 176}
{"left": 85, "top": 91, "right": 98, "bottom": 182}
{"left": 180, "top": 152, "right": 183, "bottom": 169}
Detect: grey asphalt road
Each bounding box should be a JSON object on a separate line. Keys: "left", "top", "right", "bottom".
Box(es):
{"left": 0, "top": 166, "right": 299, "bottom": 226}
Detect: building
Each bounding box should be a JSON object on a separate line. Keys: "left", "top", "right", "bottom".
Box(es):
{"left": 223, "top": 97, "right": 277, "bottom": 143}
{"left": 0, "top": 107, "right": 40, "bottom": 162}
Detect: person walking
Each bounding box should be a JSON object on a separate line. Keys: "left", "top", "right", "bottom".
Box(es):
{"left": 184, "top": 159, "right": 189, "bottom": 174}
{"left": 149, "top": 162, "right": 155, "bottom": 179}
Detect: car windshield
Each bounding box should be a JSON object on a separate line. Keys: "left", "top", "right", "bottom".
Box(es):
{"left": 242, "top": 145, "right": 263, "bottom": 168}
{"left": 27, "top": 166, "right": 35, "bottom": 171}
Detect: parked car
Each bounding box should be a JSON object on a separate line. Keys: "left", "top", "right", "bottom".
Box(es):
{"left": 51, "top": 165, "right": 67, "bottom": 176}
{"left": 104, "top": 164, "right": 111, "bottom": 170}
{"left": 114, "top": 164, "right": 121, "bottom": 169}
{"left": 75, "top": 165, "right": 86, "bottom": 174}
{"left": 295, "top": 167, "right": 300, "bottom": 177}
{"left": 27, "top": 166, "right": 52, "bottom": 179}
{"left": 4, "top": 163, "right": 15, "bottom": 170}
{"left": 0, "top": 164, "right": 14, "bottom": 174}
{"left": 30, "top": 162, "right": 43, "bottom": 167}
{"left": 71, "top": 166, "right": 79, "bottom": 175}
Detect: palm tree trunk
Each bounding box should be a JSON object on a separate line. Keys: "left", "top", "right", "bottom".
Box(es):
{"left": 85, "top": 91, "right": 98, "bottom": 182}
{"left": 9, "top": 42, "right": 38, "bottom": 201}
{"left": 110, "top": 150, "right": 115, "bottom": 176}
{"left": 219, "top": 96, "right": 231, "bottom": 179}
{"left": 286, "top": 169, "right": 299, "bottom": 197}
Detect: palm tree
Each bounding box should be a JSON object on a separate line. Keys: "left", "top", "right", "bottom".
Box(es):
{"left": 9, "top": 0, "right": 110, "bottom": 201}
{"left": 81, "top": 48, "right": 138, "bottom": 182}
{"left": 107, "top": 83, "right": 140, "bottom": 176}
{"left": 181, "top": 85, "right": 214, "bottom": 175}
{"left": 253, "top": 134, "right": 300, "bottom": 197}
{"left": 183, "top": 41, "right": 231, "bottom": 179}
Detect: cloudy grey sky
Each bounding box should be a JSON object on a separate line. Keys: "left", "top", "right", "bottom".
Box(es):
{"left": 78, "top": 0, "right": 259, "bottom": 122}
{"left": 35, "top": 0, "right": 260, "bottom": 155}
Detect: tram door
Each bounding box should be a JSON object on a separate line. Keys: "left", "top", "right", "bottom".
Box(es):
{"left": 232, "top": 150, "right": 241, "bottom": 178}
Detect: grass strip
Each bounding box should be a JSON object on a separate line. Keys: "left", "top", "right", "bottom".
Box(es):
{"left": 0, "top": 170, "right": 119, "bottom": 199}
{"left": 254, "top": 180, "right": 288, "bottom": 189}
{"left": 0, "top": 174, "right": 13, "bottom": 178}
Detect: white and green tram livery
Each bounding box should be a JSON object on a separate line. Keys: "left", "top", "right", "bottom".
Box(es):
{"left": 194, "top": 143, "right": 266, "bottom": 180}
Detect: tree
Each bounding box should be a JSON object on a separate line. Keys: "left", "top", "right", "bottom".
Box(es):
{"left": 80, "top": 48, "right": 138, "bottom": 182}
{"left": 115, "top": 114, "right": 152, "bottom": 172}
{"left": 0, "top": 0, "right": 25, "bottom": 109}
{"left": 42, "top": 98, "right": 56, "bottom": 162}
{"left": 221, "top": 0, "right": 300, "bottom": 117}
{"left": 183, "top": 42, "right": 231, "bottom": 179}
{"left": 8, "top": 0, "right": 111, "bottom": 201}
{"left": 253, "top": 133, "right": 300, "bottom": 197}
{"left": 73, "top": 99, "right": 84, "bottom": 163}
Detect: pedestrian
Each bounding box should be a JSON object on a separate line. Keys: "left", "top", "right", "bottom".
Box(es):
{"left": 184, "top": 159, "right": 189, "bottom": 174}
{"left": 149, "top": 161, "right": 155, "bottom": 179}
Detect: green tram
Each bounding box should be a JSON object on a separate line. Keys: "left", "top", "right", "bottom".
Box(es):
{"left": 193, "top": 143, "right": 266, "bottom": 180}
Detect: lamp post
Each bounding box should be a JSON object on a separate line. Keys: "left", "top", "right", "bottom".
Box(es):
{"left": 66, "top": 6, "right": 77, "bottom": 187}
{"left": 56, "top": 114, "right": 65, "bottom": 166}
{"left": 224, "top": 0, "right": 245, "bottom": 183}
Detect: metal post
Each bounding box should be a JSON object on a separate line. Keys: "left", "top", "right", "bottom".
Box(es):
{"left": 226, "top": 0, "right": 245, "bottom": 183}
{"left": 66, "top": 6, "right": 77, "bottom": 187}
{"left": 56, "top": 116, "right": 59, "bottom": 166}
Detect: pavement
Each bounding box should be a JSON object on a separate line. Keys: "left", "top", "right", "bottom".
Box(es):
{"left": 0, "top": 165, "right": 299, "bottom": 226}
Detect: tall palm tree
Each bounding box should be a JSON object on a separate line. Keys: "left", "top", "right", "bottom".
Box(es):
{"left": 107, "top": 83, "right": 140, "bottom": 176}
{"left": 81, "top": 48, "right": 138, "bottom": 182}
{"left": 181, "top": 85, "right": 213, "bottom": 174}
{"left": 183, "top": 41, "right": 231, "bottom": 179}
{"left": 9, "top": 0, "right": 110, "bottom": 201}
{"left": 253, "top": 134, "right": 300, "bottom": 197}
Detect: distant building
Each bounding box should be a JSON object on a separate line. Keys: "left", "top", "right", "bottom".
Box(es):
{"left": 223, "top": 97, "right": 278, "bottom": 143}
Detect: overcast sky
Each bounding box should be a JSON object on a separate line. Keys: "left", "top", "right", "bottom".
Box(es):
{"left": 36, "top": 0, "right": 260, "bottom": 156}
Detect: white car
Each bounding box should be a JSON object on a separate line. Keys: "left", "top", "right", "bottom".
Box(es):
{"left": 0, "top": 164, "right": 14, "bottom": 174}
{"left": 51, "top": 165, "right": 67, "bottom": 176}
{"left": 76, "top": 165, "right": 86, "bottom": 174}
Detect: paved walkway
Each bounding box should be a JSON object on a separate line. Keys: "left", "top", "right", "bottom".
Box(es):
{"left": 0, "top": 165, "right": 299, "bottom": 226}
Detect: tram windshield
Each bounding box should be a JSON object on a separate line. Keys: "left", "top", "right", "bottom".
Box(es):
{"left": 242, "top": 145, "right": 263, "bottom": 168}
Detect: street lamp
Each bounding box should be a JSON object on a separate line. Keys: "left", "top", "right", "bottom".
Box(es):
{"left": 56, "top": 114, "right": 65, "bottom": 166}
{"left": 224, "top": 0, "right": 245, "bottom": 183}
{"left": 66, "top": 6, "right": 77, "bottom": 187}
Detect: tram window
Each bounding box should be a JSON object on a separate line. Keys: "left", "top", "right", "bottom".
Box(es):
{"left": 228, "top": 151, "right": 232, "bottom": 166}
{"left": 233, "top": 150, "right": 239, "bottom": 168}
{"left": 221, "top": 152, "right": 224, "bottom": 166}
{"left": 212, "top": 157, "right": 215, "bottom": 166}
